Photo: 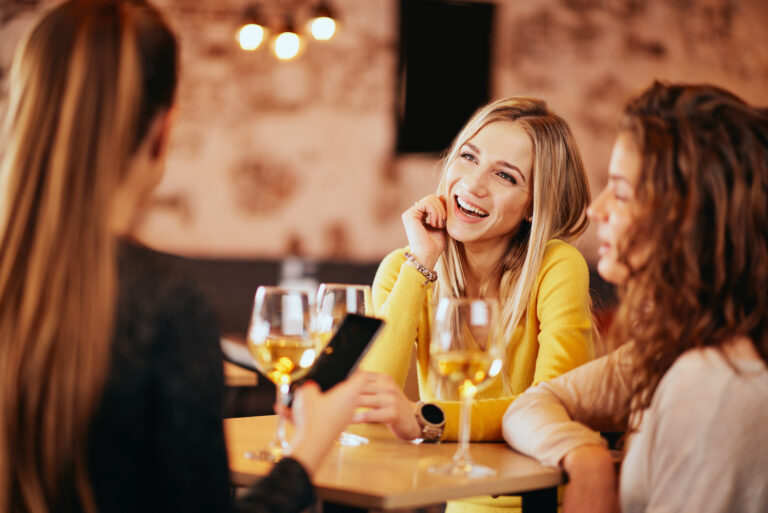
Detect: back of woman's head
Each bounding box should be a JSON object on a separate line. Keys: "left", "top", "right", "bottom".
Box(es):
{"left": 612, "top": 81, "right": 768, "bottom": 421}
{"left": 0, "top": 1, "right": 177, "bottom": 511}
{"left": 436, "top": 97, "right": 591, "bottom": 374}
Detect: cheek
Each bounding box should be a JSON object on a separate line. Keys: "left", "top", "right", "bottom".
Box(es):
{"left": 610, "top": 210, "right": 634, "bottom": 244}
{"left": 497, "top": 190, "right": 529, "bottom": 219}
{"left": 444, "top": 166, "right": 462, "bottom": 193}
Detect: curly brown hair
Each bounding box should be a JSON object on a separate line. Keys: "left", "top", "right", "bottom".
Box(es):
{"left": 608, "top": 82, "right": 768, "bottom": 428}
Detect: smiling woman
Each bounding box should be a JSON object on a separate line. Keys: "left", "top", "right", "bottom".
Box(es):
{"left": 503, "top": 81, "right": 768, "bottom": 513}
{"left": 357, "top": 97, "right": 595, "bottom": 513}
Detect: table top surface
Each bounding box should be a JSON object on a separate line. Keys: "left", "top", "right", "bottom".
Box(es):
{"left": 225, "top": 415, "right": 563, "bottom": 510}
{"left": 223, "top": 360, "right": 259, "bottom": 387}
{"left": 221, "top": 336, "right": 259, "bottom": 387}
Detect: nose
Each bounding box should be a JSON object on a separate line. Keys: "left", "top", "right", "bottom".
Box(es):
{"left": 587, "top": 186, "right": 609, "bottom": 221}
{"left": 460, "top": 166, "right": 489, "bottom": 197}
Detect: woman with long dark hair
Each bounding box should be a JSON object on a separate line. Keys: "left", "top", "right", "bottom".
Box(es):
{"left": 503, "top": 82, "right": 768, "bottom": 513}
{"left": 0, "top": 2, "right": 363, "bottom": 512}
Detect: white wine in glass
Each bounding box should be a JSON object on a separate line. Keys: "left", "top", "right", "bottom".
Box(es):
{"left": 429, "top": 297, "right": 503, "bottom": 478}
{"left": 247, "top": 286, "right": 316, "bottom": 461}
{"left": 315, "top": 283, "right": 373, "bottom": 446}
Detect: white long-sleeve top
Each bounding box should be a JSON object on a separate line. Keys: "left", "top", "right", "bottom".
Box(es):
{"left": 503, "top": 344, "right": 768, "bottom": 513}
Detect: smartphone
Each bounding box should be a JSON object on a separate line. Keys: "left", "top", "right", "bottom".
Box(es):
{"left": 287, "top": 313, "right": 384, "bottom": 406}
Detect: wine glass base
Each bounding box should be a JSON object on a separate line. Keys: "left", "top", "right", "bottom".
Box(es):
{"left": 337, "top": 431, "right": 369, "bottom": 446}
{"left": 428, "top": 461, "right": 497, "bottom": 479}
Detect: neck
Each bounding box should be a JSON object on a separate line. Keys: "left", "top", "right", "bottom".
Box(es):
{"left": 459, "top": 238, "right": 510, "bottom": 298}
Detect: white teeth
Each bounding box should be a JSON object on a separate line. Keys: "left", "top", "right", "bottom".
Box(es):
{"left": 456, "top": 196, "right": 489, "bottom": 217}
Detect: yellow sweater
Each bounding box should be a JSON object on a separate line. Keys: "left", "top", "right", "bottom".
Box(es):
{"left": 360, "top": 240, "right": 594, "bottom": 512}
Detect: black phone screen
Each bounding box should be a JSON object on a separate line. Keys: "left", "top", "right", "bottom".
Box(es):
{"left": 287, "top": 313, "right": 383, "bottom": 405}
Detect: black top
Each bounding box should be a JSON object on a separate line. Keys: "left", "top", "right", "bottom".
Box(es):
{"left": 85, "top": 240, "right": 314, "bottom": 513}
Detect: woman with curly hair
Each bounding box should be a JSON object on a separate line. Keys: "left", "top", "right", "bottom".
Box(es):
{"left": 503, "top": 82, "right": 768, "bottom": 513}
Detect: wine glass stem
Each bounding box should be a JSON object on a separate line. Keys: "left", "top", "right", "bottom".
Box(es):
{"left": 275, "top": 383, "right": 291, "bottom": 449}
{"left": 453, "top": 390, "right": 474, "bottom": 465}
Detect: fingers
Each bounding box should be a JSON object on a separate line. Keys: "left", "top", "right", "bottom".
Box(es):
{"left": 274, "top": 402, "right": 294, "bottom": 423}
{"left": 415, "top": 194, "right": 446, "bottom": 229}
{"left": 353, "top": 405, "right": 400, "bottom": 425}
{"left": 293, "top": 380, "right": 321, "bottom": 403}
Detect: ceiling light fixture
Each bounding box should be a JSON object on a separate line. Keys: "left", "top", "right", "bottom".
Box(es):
{"left": 235, "top": 0, "right": 339, "bottom": 60}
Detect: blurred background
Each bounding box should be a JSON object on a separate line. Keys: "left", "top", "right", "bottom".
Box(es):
{"left": 2, "top": 0, "right": 768, "bottom": 334}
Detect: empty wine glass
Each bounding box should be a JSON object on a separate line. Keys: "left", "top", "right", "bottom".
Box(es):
{"left": 246, "top": 286, "right": 316, "bottom": 461}
{"left": 429, "top": 297, "right": 503, "bottom": 478}
{"left": 315, "top": 283, "right": 373, "bottom": 446}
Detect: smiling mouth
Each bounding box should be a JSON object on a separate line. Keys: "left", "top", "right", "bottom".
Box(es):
{"left": 455, "top": 195, "right": 489, "bottom": 218}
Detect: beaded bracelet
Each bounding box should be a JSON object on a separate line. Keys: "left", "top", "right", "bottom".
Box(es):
{"left": 403, "top": 251, "right": 438, "bottom": 285}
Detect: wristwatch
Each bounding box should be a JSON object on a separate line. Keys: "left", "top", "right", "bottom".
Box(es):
{"left": 415, "top": 401, "right": 445, "bottom": 442}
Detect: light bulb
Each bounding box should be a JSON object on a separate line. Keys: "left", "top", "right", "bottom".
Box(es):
{"left": 274, "top": 31, "right": 301, "bottom": 60}
{"left": 310, "top": 16, "right": 336, "bottom": 40}
{"left": 238, "top": 23, "right": 265, "bottom": 51}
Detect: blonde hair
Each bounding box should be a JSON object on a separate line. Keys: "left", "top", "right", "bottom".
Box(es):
{"left": 434, "top": 98, "right": 590, "bottom": 385}
{"left": 0, "top": 1, "right": 177, "bottom": 512}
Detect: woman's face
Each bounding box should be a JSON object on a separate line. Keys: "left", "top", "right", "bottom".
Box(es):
{"left": 587, "top": 132, "right": 642, "bottom": 285}
{"left": 444, "top": 120, "right": 534, "bottom": 248}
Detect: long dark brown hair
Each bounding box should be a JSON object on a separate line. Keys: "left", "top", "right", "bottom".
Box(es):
{"left": 608, "top": 82, "right": 768, "bottom": 428}
{"left": 0, "top": 1, "right": 178, "bottom": 511}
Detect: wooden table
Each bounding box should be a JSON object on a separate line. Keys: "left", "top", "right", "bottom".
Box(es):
{"left": 221, "top": 336, "right": 259, "bottom": 387}
{"left": 225, "top": 416, "right": 562, "bottom": 512}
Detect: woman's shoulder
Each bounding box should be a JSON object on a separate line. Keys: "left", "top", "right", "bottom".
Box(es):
{"left": 664, "top": 345, "right": 768, "bottom": 384}
{"left": 116, "top": 238, "right": 216, "bottom": 334}
{"left": 118, "top": 238, "right": 192, "bottom": 284}
{"left": 538, "top": 239, "right": 588, "bottom": 275}
{"left": 543, "top": 238, "right": 585, "bottom": 260}
{"left": 654, "top": 345, "right": 768, "bottom": 415}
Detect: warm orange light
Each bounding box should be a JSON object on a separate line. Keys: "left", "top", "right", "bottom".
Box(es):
{"left": 238, "top": 23, "right": 265, "bottom": 51}
{"left": 274, "top": 31, "right": 301, "bottom": 60}
{"left": 310, "top": 16, "right": 336, "bottom": 40}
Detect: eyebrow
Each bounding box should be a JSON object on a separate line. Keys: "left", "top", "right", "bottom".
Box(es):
{"left": 463, "top": 142, "right": 527, "bottom": 183}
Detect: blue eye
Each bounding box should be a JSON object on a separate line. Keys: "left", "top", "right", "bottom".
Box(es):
{"left": 497, "top": 171, "right": 517, "bottom": 184}
{"left": 460, "top": 152, "right": 477, "bottom": 163}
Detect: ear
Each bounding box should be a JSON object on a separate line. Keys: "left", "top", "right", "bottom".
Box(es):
{"left": 147, "top": 107, "right": 176, "bottom": 160}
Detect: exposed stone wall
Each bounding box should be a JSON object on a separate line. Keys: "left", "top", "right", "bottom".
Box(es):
{"left": 2, "top": 0, "right": 767, "bottom": 262}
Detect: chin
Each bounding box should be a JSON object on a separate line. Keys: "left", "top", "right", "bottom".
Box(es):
{"left": 445, "top": 220, "right": 472, "bottom": 244}
{"left": 597, "top": 257, "right": 629, "bottom": 285}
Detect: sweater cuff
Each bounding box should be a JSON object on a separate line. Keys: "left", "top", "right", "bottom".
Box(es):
{"left": 399, "top": 259, "right": 437, "bottom": 289}
{"left": 237, "top": 457, "right": 315, "bottom": 513}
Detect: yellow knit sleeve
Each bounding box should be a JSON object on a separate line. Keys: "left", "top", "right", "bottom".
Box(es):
{"left": 429, "top": 241, "right": 595, "bottom": 442}
{"left": 359, "top": 247, "right": 433, "bottom": 387}
{"left": 532, "top": 241, "right": 595, "bottom": 384}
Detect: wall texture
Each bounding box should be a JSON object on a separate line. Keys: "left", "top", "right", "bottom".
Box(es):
{"left": 2, "top": 0, "right": 767, "bottom": 263}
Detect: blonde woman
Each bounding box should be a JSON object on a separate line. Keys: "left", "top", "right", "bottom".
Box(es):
{"left": 356, "top": 98, "right": 595, "bottom": 512}
{"left": 0, "top": 2, "right": 365, "bottom": 512}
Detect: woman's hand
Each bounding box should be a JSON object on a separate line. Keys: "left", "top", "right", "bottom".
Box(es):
{"left": 402, "top": 194, "right": 448, "bottom": 271}
{"left": 284, "top": 372, "right": 368, "bottom": 476}
{"left": 351, "top": 372, "right": 422, "bottom": 441}
{"left": 561, "top": 445, "right": 619, "bottom": 513}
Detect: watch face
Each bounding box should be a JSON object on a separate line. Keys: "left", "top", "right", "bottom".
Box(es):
{"left": 422, "top": 403, "right": 445, "bottom": 424}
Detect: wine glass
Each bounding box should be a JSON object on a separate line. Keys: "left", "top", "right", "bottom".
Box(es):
{"left": 315, "top": 283, "right": 373, "bottom": 446}
{"left": 429, "top": 297, "right": 503, "bottom": 478}
{"left": 246, "top": 286, "right": 317, "bottom": 461}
